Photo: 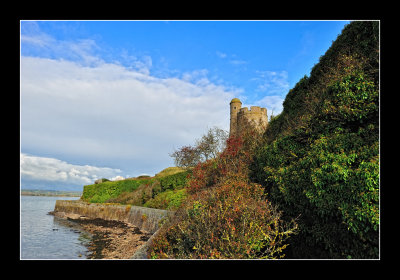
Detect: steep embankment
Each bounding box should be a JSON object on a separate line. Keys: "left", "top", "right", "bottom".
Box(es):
{"left": 250, "top": 21, "right": 379, "bottom": 258}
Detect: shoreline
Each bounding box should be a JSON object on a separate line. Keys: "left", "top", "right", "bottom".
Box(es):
{"left": 21, "top": 194, "right": 81, "bottom": 197}
{"left": 50, "top": 211, "right": 151, "bottom": 259}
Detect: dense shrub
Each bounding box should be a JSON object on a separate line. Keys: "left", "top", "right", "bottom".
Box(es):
{"left": 105, "top": 181, "right": 156, "bottom": 206}
{"left": 251, "top": 72, "right": 379, "bottom": 258}
{"left": 264, "top": 21, "right": 379, "bottom": 144}
{"left": 157, "top": 170, "right": 191, "bottom": 195}
{"left": 148, "top": 124, "right": 298, "bottom": 259}
{"left": 148, "top": 182, "right": 297, "bottom": 259}
{"left": 144, "top": 188, "right": 188, "bottom": 210}
{"left": 188, "top": 126, "right": 264, "bottom": 195}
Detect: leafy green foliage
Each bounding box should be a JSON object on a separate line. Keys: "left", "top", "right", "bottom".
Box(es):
{"left": 251, "top": 71, "right": 379, "bottom": 258}
{"left": 144, "top": 188, "right": 188, "bottom": 210}
{"left": 143, "top": 171, "right": 191, "bottom": 210}
{"left": 249, "top": 21, "right": 379, "bottom": 259}
{"left": 154, "top": 167, "right": 186, "bottom": 178}
{"left": 264, "top": 21, "right": 379, "bottom": 145}
{"left": 157, "top": 170, "right": 191, "bottom": 194}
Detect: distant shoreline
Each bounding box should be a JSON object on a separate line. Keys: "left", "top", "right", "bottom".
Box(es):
{"left": 21, "top": 190, "right": 82, "bottom": 197}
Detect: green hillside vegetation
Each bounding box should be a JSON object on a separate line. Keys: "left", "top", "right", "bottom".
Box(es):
{"left": 250, "top": 21, "right": 379, "bottom": 259}
{"left": 81, "top": 177, "right": 153, "bottom": 203}
{"left": 81, "top": 168, "right": 191, "bottom": 211}
{"left": 148, "top": 21, "right": 379, "bottom": 259}
{"left": 155, "top": 166, "right": 186, "bottom": 177}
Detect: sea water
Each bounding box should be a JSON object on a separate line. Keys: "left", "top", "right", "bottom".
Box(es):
{"left": 20, "top": 195, "right": 91, "bottom": 259}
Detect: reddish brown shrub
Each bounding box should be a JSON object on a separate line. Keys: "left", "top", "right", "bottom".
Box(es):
{"left": 187, "top": 126, "right": 263, "bottom": 195}
{"left": 148, "top": 182, "right": 297, "bottom": 259}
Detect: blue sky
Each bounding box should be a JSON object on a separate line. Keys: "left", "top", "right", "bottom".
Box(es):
{"left": 20, "top": 20, "right": 350, "bottom": 191}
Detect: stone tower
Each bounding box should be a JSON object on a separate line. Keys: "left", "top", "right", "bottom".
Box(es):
{"left": 229, "top": 98, "right": 268, "bottom": 137}
{"left": 230, "top": 98, "right": 242, "bottom": 136}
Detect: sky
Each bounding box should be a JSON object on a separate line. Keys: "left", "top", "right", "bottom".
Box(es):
{"left": 20, "top": 20, "right": 350, "bottom": 191}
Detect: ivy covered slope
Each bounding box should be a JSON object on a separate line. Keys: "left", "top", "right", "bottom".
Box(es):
{"left": 251, "top": 21, "right": 379, "bottom": 259}
{"left": 81, "top": 168, "right": 191, "bottom": 211}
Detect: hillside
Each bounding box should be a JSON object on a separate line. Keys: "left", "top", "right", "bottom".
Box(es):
{"left": 250, "top": 21, "right": 379, "bottom": 258}
{"left": 81, "top": 167, "right": 190, "bottom": 211}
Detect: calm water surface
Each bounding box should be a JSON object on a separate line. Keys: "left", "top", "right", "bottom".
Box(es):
{"left": 20, "top": 195, "right": 91, "bottom": 259}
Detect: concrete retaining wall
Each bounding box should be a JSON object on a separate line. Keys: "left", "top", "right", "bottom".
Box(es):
{"left": 53, "top": 200, "right": 172, "bottom": 234}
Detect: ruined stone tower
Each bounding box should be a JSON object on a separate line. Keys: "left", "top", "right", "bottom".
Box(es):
{"left": 229, "top": 98, "right": 268, "bottom": 137}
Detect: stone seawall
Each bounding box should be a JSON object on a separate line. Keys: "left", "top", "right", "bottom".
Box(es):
{"left": 53, "top": 200, "right": 172, "bottom": 234}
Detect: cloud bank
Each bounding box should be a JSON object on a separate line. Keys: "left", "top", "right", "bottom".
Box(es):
{"left": 20, "top": 153, "right": 123, "bottom": 190}
{"left": 20, "top": 56, "right": 236, "bottom": 184}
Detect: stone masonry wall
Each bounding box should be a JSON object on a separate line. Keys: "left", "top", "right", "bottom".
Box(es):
{"left": 53, "top": 200, "right": 172, "bottom": 234}
{"left": 233, "top": 106, "right": 268, "bottom": 136}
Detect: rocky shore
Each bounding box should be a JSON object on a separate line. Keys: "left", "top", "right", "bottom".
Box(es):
{"left": 50, "top": 211, "right": 152, "bottom": 259}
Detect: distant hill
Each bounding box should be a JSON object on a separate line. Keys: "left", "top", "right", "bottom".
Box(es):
{"left": 21, "top": 189, "right": 82, "bottom": 197}
{"left": 154, "top": 166, "right": 186, "bottom": 178}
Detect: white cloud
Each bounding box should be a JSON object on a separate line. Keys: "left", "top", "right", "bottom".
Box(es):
{"left": 20, "top": 56, "right": 236, "bottom": 178}
{"left": 110, "top": 175, "right": 125, "bottom": 181}
{"left": 20, "top": 153, "right": 122, "bottom": 187}
{"left": 119, "top": 49, "right": 153, "bottom": 75}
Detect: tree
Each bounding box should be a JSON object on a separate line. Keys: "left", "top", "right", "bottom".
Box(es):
{"left": 170, "top": 145, "right": 201, "bottom": 169}
{"left": 196, "top": 127, "right": 228, "bottom": 161}
{"left": 170, "top": 127, "right": 228, "bottom": 168}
